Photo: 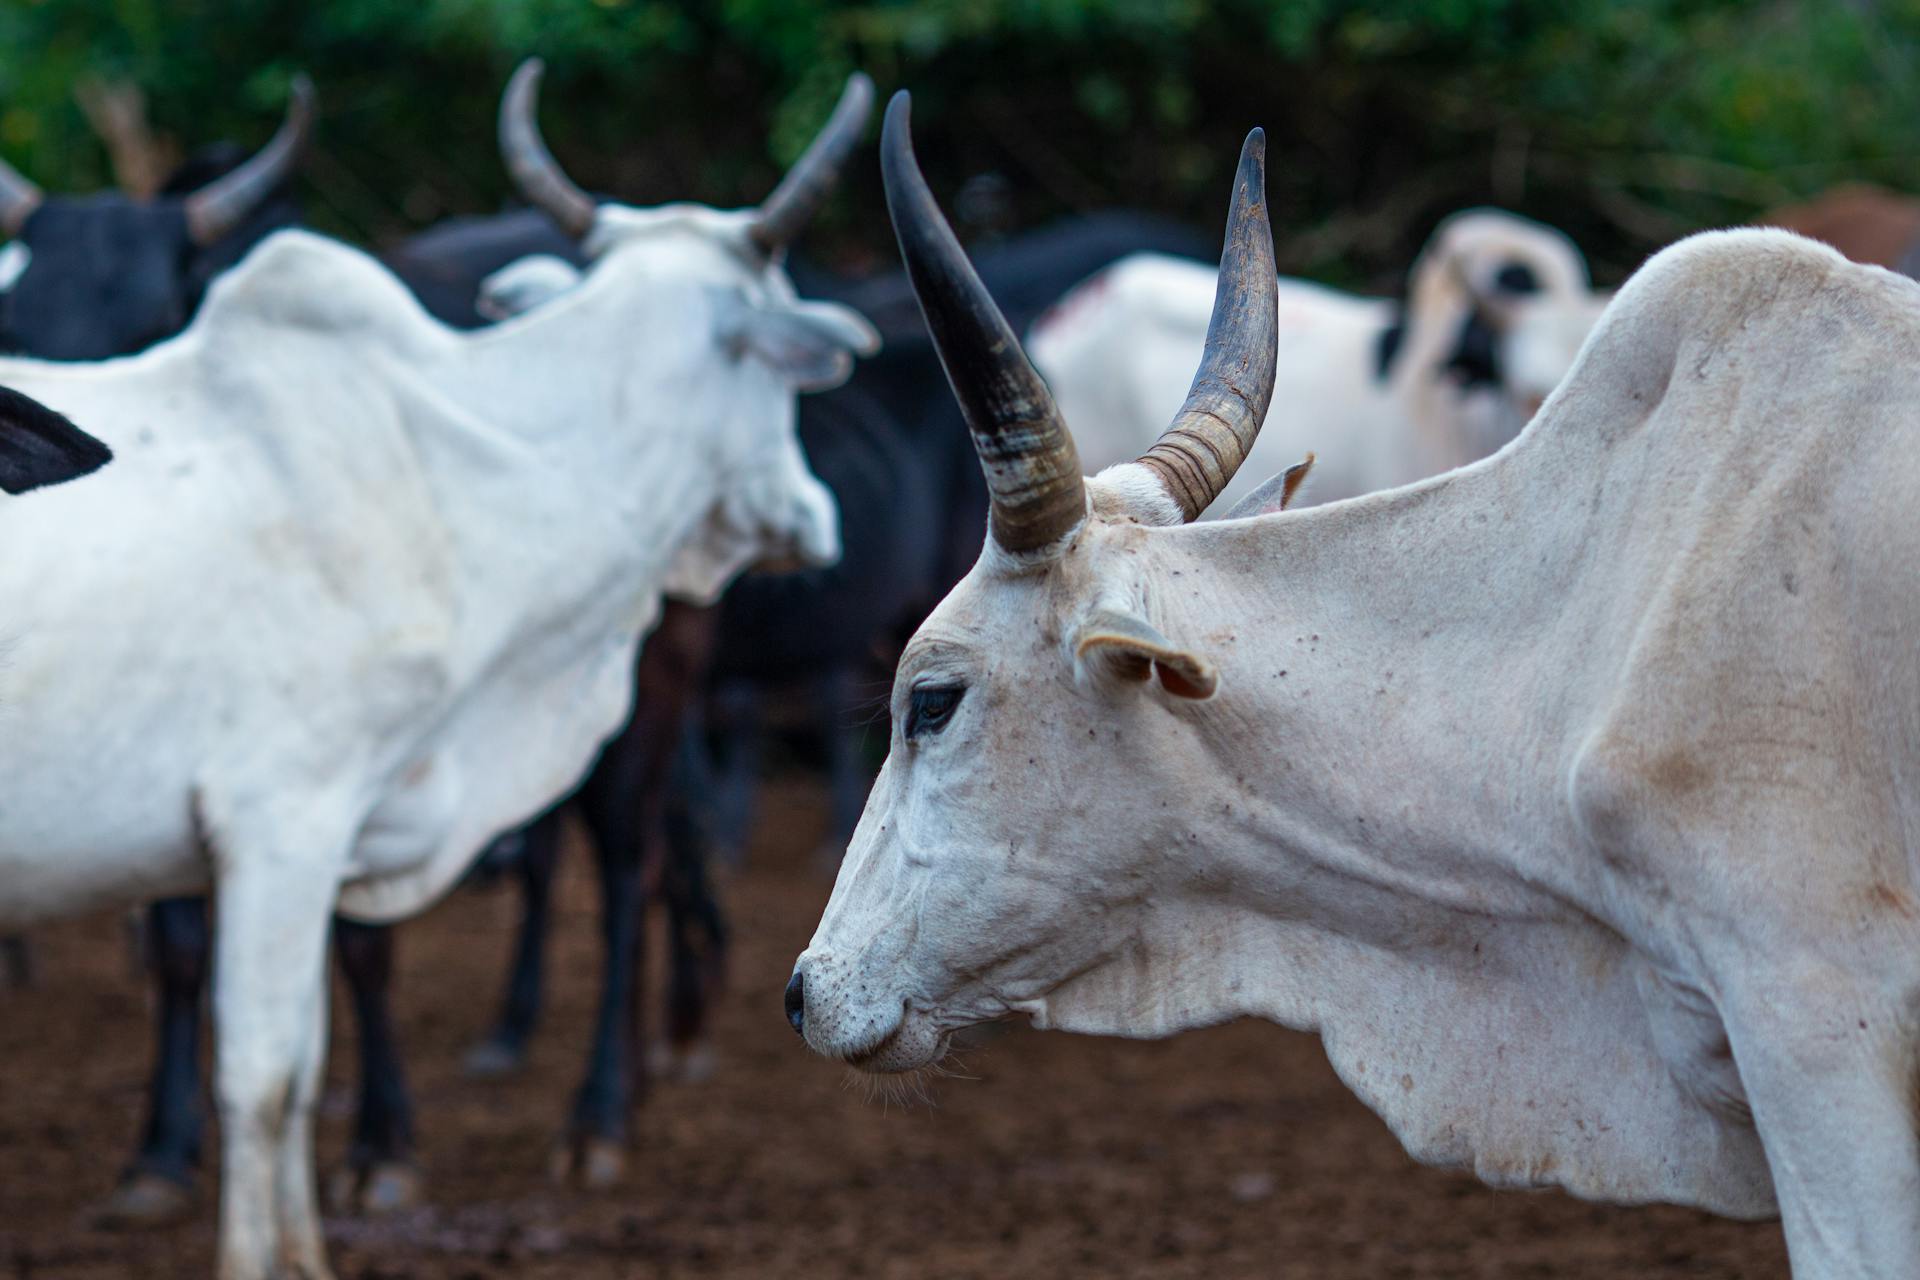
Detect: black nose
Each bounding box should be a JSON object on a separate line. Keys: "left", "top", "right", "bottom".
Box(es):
{"left": 783, "top": 971, "right": 806, "bottom": 1036}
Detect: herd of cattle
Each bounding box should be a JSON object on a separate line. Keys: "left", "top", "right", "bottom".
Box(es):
{"left": 0, "top": 62, "right": 1915, "bottom": 1280}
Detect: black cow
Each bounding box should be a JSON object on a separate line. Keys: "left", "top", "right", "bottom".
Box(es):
{"left": 0, "top": 78, "right": 312, "bottom": 360}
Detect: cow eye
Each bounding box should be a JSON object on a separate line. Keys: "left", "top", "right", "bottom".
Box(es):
{"left": 905, "top": 685, "right": 965, "bottom": 740}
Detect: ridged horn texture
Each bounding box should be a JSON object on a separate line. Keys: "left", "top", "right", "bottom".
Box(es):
{"left": 498, "top": 59, "right": 597, "bottom": 240}
{"left": 183, "top": 74, "right": 316, "bottom": 246}
{"left": 0, "top": 151, "right": 42, "bottom": 238}
{"left": 1135, "top": 129, "right": 1278, "bottom": 521}
{"left": 880, "top": 91, "right": 1085, "bottom": 555}
{"left": 749, "top": 72, "right": 874, "bottom": 255}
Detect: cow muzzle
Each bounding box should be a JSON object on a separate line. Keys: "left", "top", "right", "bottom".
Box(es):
{"left": 785, "top": 952, "right": 945, "bottom": 1073}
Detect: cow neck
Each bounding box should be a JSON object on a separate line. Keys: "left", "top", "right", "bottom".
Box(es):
{"left": 423, "top": 262, "right": 726, "bottom": 563}
{"left": 1155, "top": 429, "right": 1612, "bottom": 946}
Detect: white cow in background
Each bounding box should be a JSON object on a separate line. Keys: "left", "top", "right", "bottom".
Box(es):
{"left": 1029, "top": 207, "right": 1608, "bottom": 510}
{"left": 0, "top": 63, "right": 875, "bottom": 1280}
{"left": 793, "top": 93, "right": 1920, "bottom": 1280}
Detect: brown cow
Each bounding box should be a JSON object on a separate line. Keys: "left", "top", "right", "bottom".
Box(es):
{"left": 1757, "top": 182, "right": 1920, "bottom": 273}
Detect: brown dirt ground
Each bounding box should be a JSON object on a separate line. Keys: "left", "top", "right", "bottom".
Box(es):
{"left": 1, "top": 779, "right": 1789, "bottom": 1279}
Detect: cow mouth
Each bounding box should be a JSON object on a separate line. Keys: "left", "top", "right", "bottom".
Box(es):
{"left": 836, "top": 1009, "right": 945, "bottom": 1074}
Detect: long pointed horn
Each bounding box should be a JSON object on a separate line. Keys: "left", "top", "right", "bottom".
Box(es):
{"left": 748, "top": 73, "right": 874, "bottom": 255}
{"left": 183, "top": 74, "right": 315, "bottom": 246}
{"left": 0, "top": 152, "right": 42, "bottom": 238}
{"left": 1136, "top": 129, "right": 1277, "bottom": 521}
{"left": 498, "top": 59, "right": 596, "bottom": 240}
{"left": 881, "top": 91, "right": 1084, "bottom": 555}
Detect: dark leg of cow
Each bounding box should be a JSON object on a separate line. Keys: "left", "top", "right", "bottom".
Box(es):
{"left": 701, "top": 677, "right": 764, "bottom": 868}
{"left": 662, "top": 756, "right": 728, "bottom": 1080}
{"left": 94, "top": 897, "right": 209, "bottom": 1228}
{"left": 464, "top": 810, "right": 564, "bottom": 1077}
{"left": 559, "top": 772, "right": 649, "bottom": 1189}
{"left": 327, "top": 920, "right": 421, "bottom": 1214}
{"left": 556, "top": 601, "right": 718, "bottom": 1187}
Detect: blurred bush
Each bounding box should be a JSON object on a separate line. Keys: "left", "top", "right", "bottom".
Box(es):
{"left": 1, "top": 0, "right": 1917, "bottom": 286}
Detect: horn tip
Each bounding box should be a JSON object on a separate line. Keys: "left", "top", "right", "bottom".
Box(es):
{"left": 843, "top": 72, "right": 877, "bottom": 122}
{"left": 881, "top": 92, "right": 912, "bottom": 152}
{"left": 286, "top": 73, "right": 318, "bottom": 131}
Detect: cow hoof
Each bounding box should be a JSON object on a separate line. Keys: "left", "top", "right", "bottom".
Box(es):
{"left": 549, "top": 1137, "right": 625, "bottom": 1189}
{"left": 676, "top": 1040, "right": 719, "bottom": 1083}
{"left": 89, "top": 1171, "right": 196, "bottom": 1230}
{"left": 462, "top": 1038, "right": 528, "bottom": 1078}
{"left": 580, "top": 1138, "right": 625, "bottom": 1189}
{"left": 650, "top": 1038, "right": 717, "bottom": 1084}
{"left": 271, "top": 1257, "right": 338, "bottom": 1280}
{"left": 327, "top": 1161, "right": 424, "bottom": 1216}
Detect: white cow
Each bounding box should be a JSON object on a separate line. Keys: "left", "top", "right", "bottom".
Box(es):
{"left": 793, "top": 93, "right": 1920, "bottom": 1280}
{"left": 0, "top": 382, "right": 110, "bottom": 492}
{"left": 0, "top": 63, "right": 875, "bottom": 1280}
{"left": 1028, "top": 207, "right": 1608, "bottom": 510}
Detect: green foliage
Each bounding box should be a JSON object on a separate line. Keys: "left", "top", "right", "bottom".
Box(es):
{"left": 1, "top": 0, "right": 1917, "bottom": 285}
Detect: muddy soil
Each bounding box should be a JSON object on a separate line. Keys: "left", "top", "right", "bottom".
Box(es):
{"left": 0, "top": 781, "right": 1787, "bottom": 1278}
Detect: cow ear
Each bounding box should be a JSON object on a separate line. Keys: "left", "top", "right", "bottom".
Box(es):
{"left": 0, "top": 386, "right": 111, "bottom": 495}
{"left": 1074, "top": 608, "right": 1217, "bottom": 700}
{"left": 1222, "top": 453, "right": 1314, "bottom": 520}
{"left": 712, "top": 291, "right": 880, "bottom": 392}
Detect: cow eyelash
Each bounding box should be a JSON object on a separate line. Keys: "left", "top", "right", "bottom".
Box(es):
{"left": 904, "top": 685, "right": 965, "bottom": 741}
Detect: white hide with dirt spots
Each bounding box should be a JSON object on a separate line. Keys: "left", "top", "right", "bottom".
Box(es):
{"left": 801, "top": 230, "right": 1920, "bottom": 1280}
{"left": 1029, "top": 209, "right": 1610, "bottom": 510}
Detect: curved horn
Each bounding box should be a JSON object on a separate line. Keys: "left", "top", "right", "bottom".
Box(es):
{"left": 0, "top": 152, "right": 42, "bottom": 238}
{"left": 183, "top": 74, "right": 315, "bottom": 246}
{"left": 498, "top": 59, "right": 596, "bottom": 240}
{"left": 881, "top": 91, "right": 1085, "bottom": 555}
{"left": 1135, "top": 129, "right": 1277, "bottom": 522}
{"left": 748, "top": 72, "right": 874, "bottom": 255}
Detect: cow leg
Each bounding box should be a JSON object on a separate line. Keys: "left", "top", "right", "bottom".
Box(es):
{"left": 464, "top": 810, "right": 563, "bottom": 1077}
{"left": 701, "top": 678, "right": 763, "bottom": 868}
{"left": 661, "top": 773, "right": 727, "bottom": 1083}
{"left": 211, "top": 854, "right": 340, "bottom": 1280}
{"left": 556, "top": 773, "right": 649, "bottom": 1190}
{"left": 1724, "top": 961, "right": 1920, "bottom": 1279}
{"left": 93, "top": 897, "right": 211, "bottom": 1229}
{"left": 326, "top": 920, "right": 420, "bottom": 1215}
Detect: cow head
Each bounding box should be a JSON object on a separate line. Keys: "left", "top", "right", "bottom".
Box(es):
{"left": 496, "top": 61, "right": 879, "bottom": 599}
{"left": 0, "top": 78, "right": 312, "bottom": 361}
{"left": 788, "top": 94, "right": 1282, "bottom": 1072}
{"left": 1408, "top": 208, "right": 1608, "bottom": 431}
{"left": 0, "top": 384, "right": 110, "bottom": 494}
